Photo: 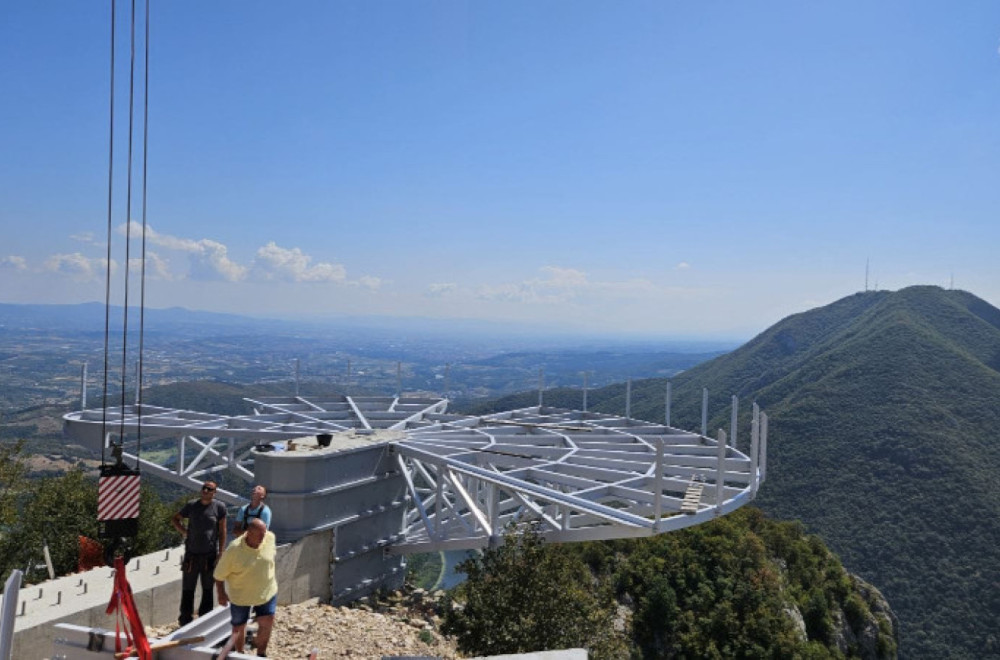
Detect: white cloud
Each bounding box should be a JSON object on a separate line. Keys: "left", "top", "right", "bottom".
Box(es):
{"left": 425, "top": 282, "right": 458, "bottom": 297}
{"left": 128, "top": 252, "right": 173, "bottom": 280}
{"left": 475, "top": 266, "right": 586, "bottom": 304}
{"left": 356, "top": 275, "right": 382, "bottom": 290}
{"left": 43, "top": 253, "right": 116, "bottom": 281}
{"left": 115, "top": 223, "right": 382, "bottom": 287}
{"left": 539, "top": 265, "right": 588, "bottom": 288}
{"left": 0, "top": 256, "right": 28, "bottom": 271}
{"left": 120, "top": 222, "right": 198, "bottom": 252}
{"left": 70, "top": 231, "right": 100, "bottom": 246}
{"left": 591, "top": 277, "right": 660, "bottom": 297}
{"left": 119, "top": 222, "right": 246, "bottom": 282}
{"left": 252, "top": 242, "right": 347, "bottom": 283}
{"left": 468, "top": 265, "right": 694, "bottom": 309}
{"left": 675, "top": 261, "right": 691, "bottom": 270}
{"left": 189, "top": 239, "right": 247, "bottom": 282}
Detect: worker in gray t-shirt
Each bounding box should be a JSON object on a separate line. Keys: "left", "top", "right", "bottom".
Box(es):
{"left": 172, "top": 480, "right": 227, "bottom": 625}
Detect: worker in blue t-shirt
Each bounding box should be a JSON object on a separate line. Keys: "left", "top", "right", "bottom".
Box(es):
{"left": 233, "top": 484, "right": 272, "bottom": 535}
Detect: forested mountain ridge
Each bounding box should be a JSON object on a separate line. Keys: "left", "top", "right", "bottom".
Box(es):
{"left": 464, "top": 286, "right": 1000, "bottom": 658}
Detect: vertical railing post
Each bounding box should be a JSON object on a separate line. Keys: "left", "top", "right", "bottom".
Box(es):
{"left": 760, "top": 412, "right": 768, "bottom": 482}
{"left": 0, "top": 569, "right": 23, "bottom": 660}
{"left": 397, "top": 361, "right": 402, "bottom": 397}
{"left": 294, "top": 358, "right": 300, "bottom": 397}
{"left": 538, "top": 368, "right": 544, "bottom": 411}
{"left": 730, "top": 395, "right": 739, "bottom": 448}
{"left": 653, "top": 439, "right": 664, "bottom": 529}
{"left": 80, "top": 362, "right": 88, "bottom": 409}
{"left": 665, "top": 381, "right": 671, "bottom": 427}
{"left": 435, "top": 468, "right": 444, "bottom": 539}
{"left": 488, "top": 482, "right": 498, "bottom": 531}
{"left": 42, "top": 544, "right": 54, "bottom": 581}
{"left": 625, "top": 379, "right": 632, "bottom": 420}
{"left": 701, "top": 388, "right": 709, "bottom": 437}
{"left": 715, "top": 429, "right": 727, "bottom": 509}
{"left": 582, "top": 372, "right": 588, "bottom": 413}
{"left": 751, "top": 403, "right": 760, "bottom": 496}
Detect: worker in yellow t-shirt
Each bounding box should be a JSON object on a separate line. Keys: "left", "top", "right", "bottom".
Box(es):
{"left": 213, "top": 518, "right": 277, "bottom": 657}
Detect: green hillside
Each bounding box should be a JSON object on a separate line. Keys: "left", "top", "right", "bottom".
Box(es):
{"left": 465, "top": 286, "right": 1000, "bottom": 658}
{"left": 446, "top": 508, "right": 897, "bottom": 659}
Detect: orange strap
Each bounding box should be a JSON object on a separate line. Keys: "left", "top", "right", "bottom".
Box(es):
{"left": 106, "top": 556, "right": 152, "bottom": 660}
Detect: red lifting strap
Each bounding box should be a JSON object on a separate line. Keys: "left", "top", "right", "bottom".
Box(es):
{"left": 106, "top": 556, "right": 152, "bottom": 660}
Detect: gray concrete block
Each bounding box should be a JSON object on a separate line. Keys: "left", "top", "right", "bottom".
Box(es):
{"left": 276, "top": 529, "right": 332, "bottom": 605}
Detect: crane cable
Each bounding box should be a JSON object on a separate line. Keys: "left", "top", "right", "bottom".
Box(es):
{"left": 137, "top": 0, "right": 150, "bottom": 459}
{"left": 99, "top": 0, "right": 116, "bottom": 466}
{"left": 100, "top": 0, "right": 149, "bottom": 464}
{"left": 117, "top": 0, "right": 136, "bottom": 448}
{"left": 98, "top": 0, "right": 149, "bottom": 567}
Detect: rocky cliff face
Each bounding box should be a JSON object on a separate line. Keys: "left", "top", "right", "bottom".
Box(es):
{"left": 840, "top": 575, "right": 898, "bottom": 659}
{"left": 784, "top": 573, "right": 898, "bottom": 659}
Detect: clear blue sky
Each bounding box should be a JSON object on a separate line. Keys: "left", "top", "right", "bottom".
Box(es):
{"left": 2, "top": 1, "right": 999, "bottom": 338}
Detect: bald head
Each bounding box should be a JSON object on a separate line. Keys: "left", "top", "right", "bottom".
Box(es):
{"left": 245, "top": 517, "right": 267, "bottom": 548}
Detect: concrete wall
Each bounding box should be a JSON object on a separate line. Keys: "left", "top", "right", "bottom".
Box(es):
{"left": 3, "top": 530, "right": 333, "bottom": 660}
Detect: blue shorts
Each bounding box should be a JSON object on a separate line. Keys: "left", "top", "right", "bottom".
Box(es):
{"left": 229, "top": 594, "right": 277, "bottom": 626}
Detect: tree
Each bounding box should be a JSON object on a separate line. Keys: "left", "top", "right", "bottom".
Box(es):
{"left": 0, "top": 455, "right": 181, "bottom": 582}
{"left": 0, "top": 440, "right": 28, "bottom": 529}
{"left": 442, "top": 524, "right": 626, "bottom": 659}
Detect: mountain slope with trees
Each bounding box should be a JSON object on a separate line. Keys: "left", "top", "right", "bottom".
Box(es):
{"left": 465, "top": 286, "right": 1000, "bottom": 658}
{"left": 444, "top": 509, "right": 897, "bottom": 659}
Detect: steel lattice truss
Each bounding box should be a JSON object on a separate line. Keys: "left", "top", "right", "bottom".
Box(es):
{"left": 392, "top": 405, "right": 767, "bottom": 552}
{"left": 63, "top": 395, "right": 450, "bottom": 505}
{"left": 63, "top": 395, "right": 767, "bottom": 550}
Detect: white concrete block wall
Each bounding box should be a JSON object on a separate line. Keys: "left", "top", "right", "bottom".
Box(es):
{"left": 4, "top": 546, "right": 184, "bottom": 660}
{"left": 3, "top": 530, "right": 334, "bottom": 660}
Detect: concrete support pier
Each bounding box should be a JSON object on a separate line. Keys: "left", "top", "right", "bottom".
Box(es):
{"left": 254, "top": 430, "right": 409, "bottom": 604}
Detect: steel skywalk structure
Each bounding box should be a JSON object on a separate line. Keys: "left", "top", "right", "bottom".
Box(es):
{"left": 64, "top": 395, "right": 451, "bottom": 506}
{"left": 63, "top": 394, "right": 767, "bottom": 552}
{"left": 392, "top": 404, "right": 767, "bottom": 552}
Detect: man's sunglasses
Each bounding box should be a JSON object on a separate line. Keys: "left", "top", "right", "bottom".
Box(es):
{"left": 202, "top": 486, "right": 216, "bottom": 492}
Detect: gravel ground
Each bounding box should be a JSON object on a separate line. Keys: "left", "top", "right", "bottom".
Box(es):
{"left": 147, "top": 591, "right": 463, "bottom": 659}
{"left": 265, "top": 598, "right": 461, "bottom": 659}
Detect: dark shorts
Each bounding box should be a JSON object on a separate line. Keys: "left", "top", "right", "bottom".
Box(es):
{"left": 229, "top": 594, "right": 277, "bottom": 626}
